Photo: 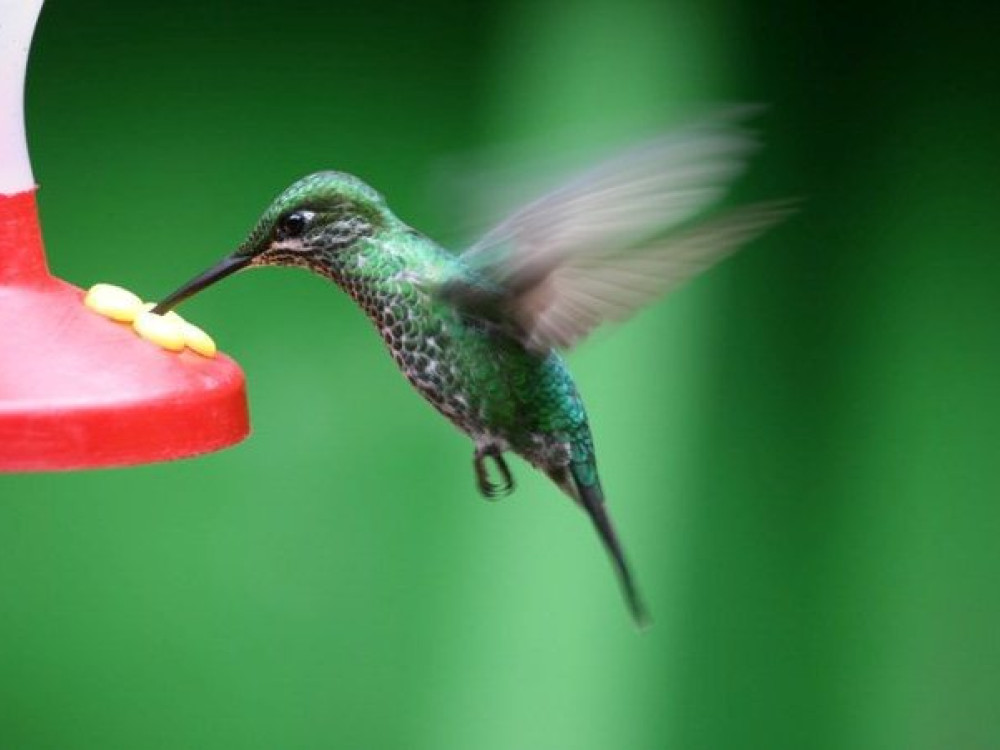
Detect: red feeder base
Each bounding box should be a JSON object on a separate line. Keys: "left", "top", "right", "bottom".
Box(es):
{"left": 0, "top": 189, "right": 250, "bottom": 472}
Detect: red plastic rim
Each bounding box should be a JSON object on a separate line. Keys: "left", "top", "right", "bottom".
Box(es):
{"left": 0, "top": 189, "right": 250, "bottom": 472}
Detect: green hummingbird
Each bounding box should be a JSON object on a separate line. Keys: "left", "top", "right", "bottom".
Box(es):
{"left": 153, "top": 116, "right": 790, "bottom": 627}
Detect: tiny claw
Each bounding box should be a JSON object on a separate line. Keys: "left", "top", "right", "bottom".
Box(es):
{"left": 491, "top": 453, "right": 515, "bottom": 498}
{"left": 479, "top": 478, "right": 501, "bottom": 500}
{"left": 473, "top": 447, "right": 515, "bottom": 500}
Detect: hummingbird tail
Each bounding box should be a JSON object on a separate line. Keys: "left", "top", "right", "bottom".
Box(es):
{"left": 570, "top": 467, "right": 651, "bottom": 629}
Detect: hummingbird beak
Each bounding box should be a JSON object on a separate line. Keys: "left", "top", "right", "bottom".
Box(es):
{"left": 152, "top": 253, "right": 252, "bottom": 314}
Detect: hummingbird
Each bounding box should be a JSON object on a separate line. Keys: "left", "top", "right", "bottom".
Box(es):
{"left": 153, "top": 116, "right": 791, "bottom": 627}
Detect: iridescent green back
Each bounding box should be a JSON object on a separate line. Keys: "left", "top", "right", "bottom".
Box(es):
{"left": 311, "top": 224, "right": 596, "bottom": 471}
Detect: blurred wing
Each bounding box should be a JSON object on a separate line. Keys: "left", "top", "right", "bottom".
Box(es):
{"left": 519, "top": 201, "right": 795, "bottom": 351}
{"left": 460, "top": 113, "right": 759, "bottom": 294}
{"left": 441, "top": 113, "right": 791, "bottom": 351}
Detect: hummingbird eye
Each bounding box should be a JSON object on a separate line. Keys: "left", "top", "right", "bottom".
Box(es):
{"left": 278, "top": 211, "right": 309, "bottom": 239}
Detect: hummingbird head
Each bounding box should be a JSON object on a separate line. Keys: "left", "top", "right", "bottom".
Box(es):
{"left": 153, "top": 171, "right": 393, "bottom": 313}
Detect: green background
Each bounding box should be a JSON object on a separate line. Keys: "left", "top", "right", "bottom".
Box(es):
{"left": 3, "top": 0, "right": 999, "bottom": 748}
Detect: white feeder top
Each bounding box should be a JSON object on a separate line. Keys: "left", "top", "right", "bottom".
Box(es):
{"left": 0, "top": 0, "right": 44, "bottom": 194}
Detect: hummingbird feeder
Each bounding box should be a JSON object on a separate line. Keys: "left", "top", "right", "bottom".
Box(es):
{"left": 0, "top": 0, "right": 249, "bottom": 472}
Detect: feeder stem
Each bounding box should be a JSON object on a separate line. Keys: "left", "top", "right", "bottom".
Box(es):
{"left": 0, "top": 0, "right": 43, "bottom": 194}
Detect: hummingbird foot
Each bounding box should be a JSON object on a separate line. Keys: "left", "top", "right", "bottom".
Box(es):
{"left": 473, "top": 446, "right": 515, "bottom": 500}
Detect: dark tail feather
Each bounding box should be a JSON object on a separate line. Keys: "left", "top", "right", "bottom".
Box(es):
{"left": 572, "top": 471, "right": 651, "bottom": 629}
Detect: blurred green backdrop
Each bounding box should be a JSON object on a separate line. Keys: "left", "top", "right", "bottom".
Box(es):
{"left": 3, "top": 0, "right": 999, "bottom": 748}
